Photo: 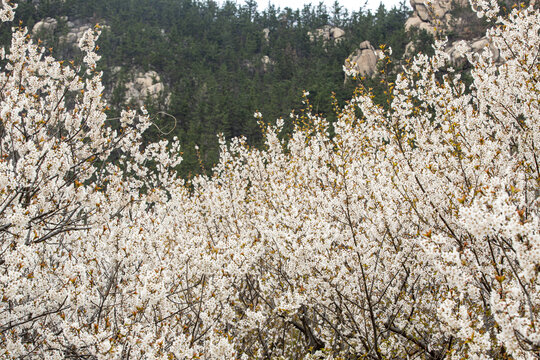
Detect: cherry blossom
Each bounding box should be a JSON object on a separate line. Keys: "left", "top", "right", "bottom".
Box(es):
{"left": 0, "top": 0, "right": 538, "bottom": 358}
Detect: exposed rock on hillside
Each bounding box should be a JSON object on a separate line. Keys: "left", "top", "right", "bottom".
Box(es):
{"left": 405, "top": 0, "right": 468, "bottom": 35}
{"left": 61, "top": 19, "right": 93, "bottom": 45}
{"left": 446, "top": 36, "right": 501, "bottom": 65}
{"left": 261, "top": 55, "right": 274, "bottom": 72}
{"left": 32, "top": 17, "right": 58, "bottom": 35}
{"left": 308, "top": 25, "right": 346, "bottom": 43}
{"left": 344, "top": 40, "right": 382, "bottom": 79}
{"left": 405, "top": 0, "right": 501, "bottom": 65}
{"left": 241, "top": 55, "right": 275, "bottom": 73}
{"left": 124, "top": 71, "right": 166, "bottom": 107}
{"left": 33, "top": 17, "right": 108, "bottom": 46}
{"left": 262, "top": 28, "right": 270, "bottom": 43}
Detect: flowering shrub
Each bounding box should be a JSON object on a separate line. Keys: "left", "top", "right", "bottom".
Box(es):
{"left": 0, "top": 0, "right": 538, "bottom": 358}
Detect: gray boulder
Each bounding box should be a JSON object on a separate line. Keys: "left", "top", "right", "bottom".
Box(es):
{"left": 33, "top": 16, "right": 110, "bottom": 47}
{"left": 261, "top": 55, "right": 274, "bottom": 72}
{"left": 262, "top": 28, "right": 270, "bottom": 43}
{"left": 345, "top": 40, "right": 382, "bottom": 78}
{"left": 404, "top": 0, "right": 501, "bottom": 65}
{"left": 308, "top": 25, "right": 346, "bottom": 43}
{"left": 32, "top": 18, "right": 58, "bottom": 35}
{"left": 445, "top": 36, "right": 501, "bottom": 65}
{"left": 124, "top": 71, "right": 166, "bottom": 107}
{"left": 405, "top": 0, "right": 468, "bottom": 35}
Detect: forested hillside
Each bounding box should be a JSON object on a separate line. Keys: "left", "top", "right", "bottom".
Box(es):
{"left": 3, "top": 0, "right": 413, "bottom": 175}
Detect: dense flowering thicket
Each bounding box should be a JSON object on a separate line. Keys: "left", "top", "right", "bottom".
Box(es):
{"left": 0, "top": 0, "right": 538, "bottom": 358}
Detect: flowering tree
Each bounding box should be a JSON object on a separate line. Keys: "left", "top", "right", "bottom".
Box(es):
{"left": 0, "top": 0, "right": 538, "bottom": 358}
{"left": 0, "top": 1, "right": 189, "bottom": 357}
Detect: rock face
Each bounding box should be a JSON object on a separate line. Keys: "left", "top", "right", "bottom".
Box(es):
{"left": 32, "top": 17, "right": 58, "bottom": 35}
{"left": 261, "top": 55, "right": 274, "bottom": 72}
{"left": 308, "top": 25, "right": 346, "bottom": 43}
{"left": 445, "top": 36, "right": 501, "bottom": 65}
{"left": 262, "top": 28, "right": 270, "bottom": 43}
{"left": 345, "top": 40, "right": 382, "bottom": 78}
{"left": 61, "top": 19, "right": 93, "bottom": 45}
{"left": 405, "top": 0, "right": 502, "bottom": 65}
{"left": 33, "top": 17, "right": 108, "bottom": 46}
{"left": 405, "top": 0, "right": 467, "bottom": 35}
{"left": 124, "top": 71, "right": 166, "bottom": 107}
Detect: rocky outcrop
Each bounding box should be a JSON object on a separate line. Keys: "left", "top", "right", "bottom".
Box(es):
{"left": 32, "top": 17, "right": 58, "bottom": 35}
{"left": 445, "top": 36, "right": 501, "bottom": 65}
{"left": 61, "top": 19, "right": 93, "bottom": 45}
{"left": 405, "top": 0, "right": 468, "bottom": 35}
{"left": 124, "top": 71, "right": 166, "bottom": 107}
{"left": 33, "top": 17, "right": 109, "bottom": 46}
{"left": 344, "top": 40, "right": 382, "bottom": 78}
{"left": 261, "top": 55, "right": 274, "bottom": 72}
{"left": 405, "top": 0, "right": 502, "bottom": 65}
{"left": 262, "top": 28, "right": 270, "bottom": 43}
{"left": 241, "top": 55, "right": 275, "bottom": 73}
{"left": 308, "top": 25, "right": 346, "bottom": 43}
